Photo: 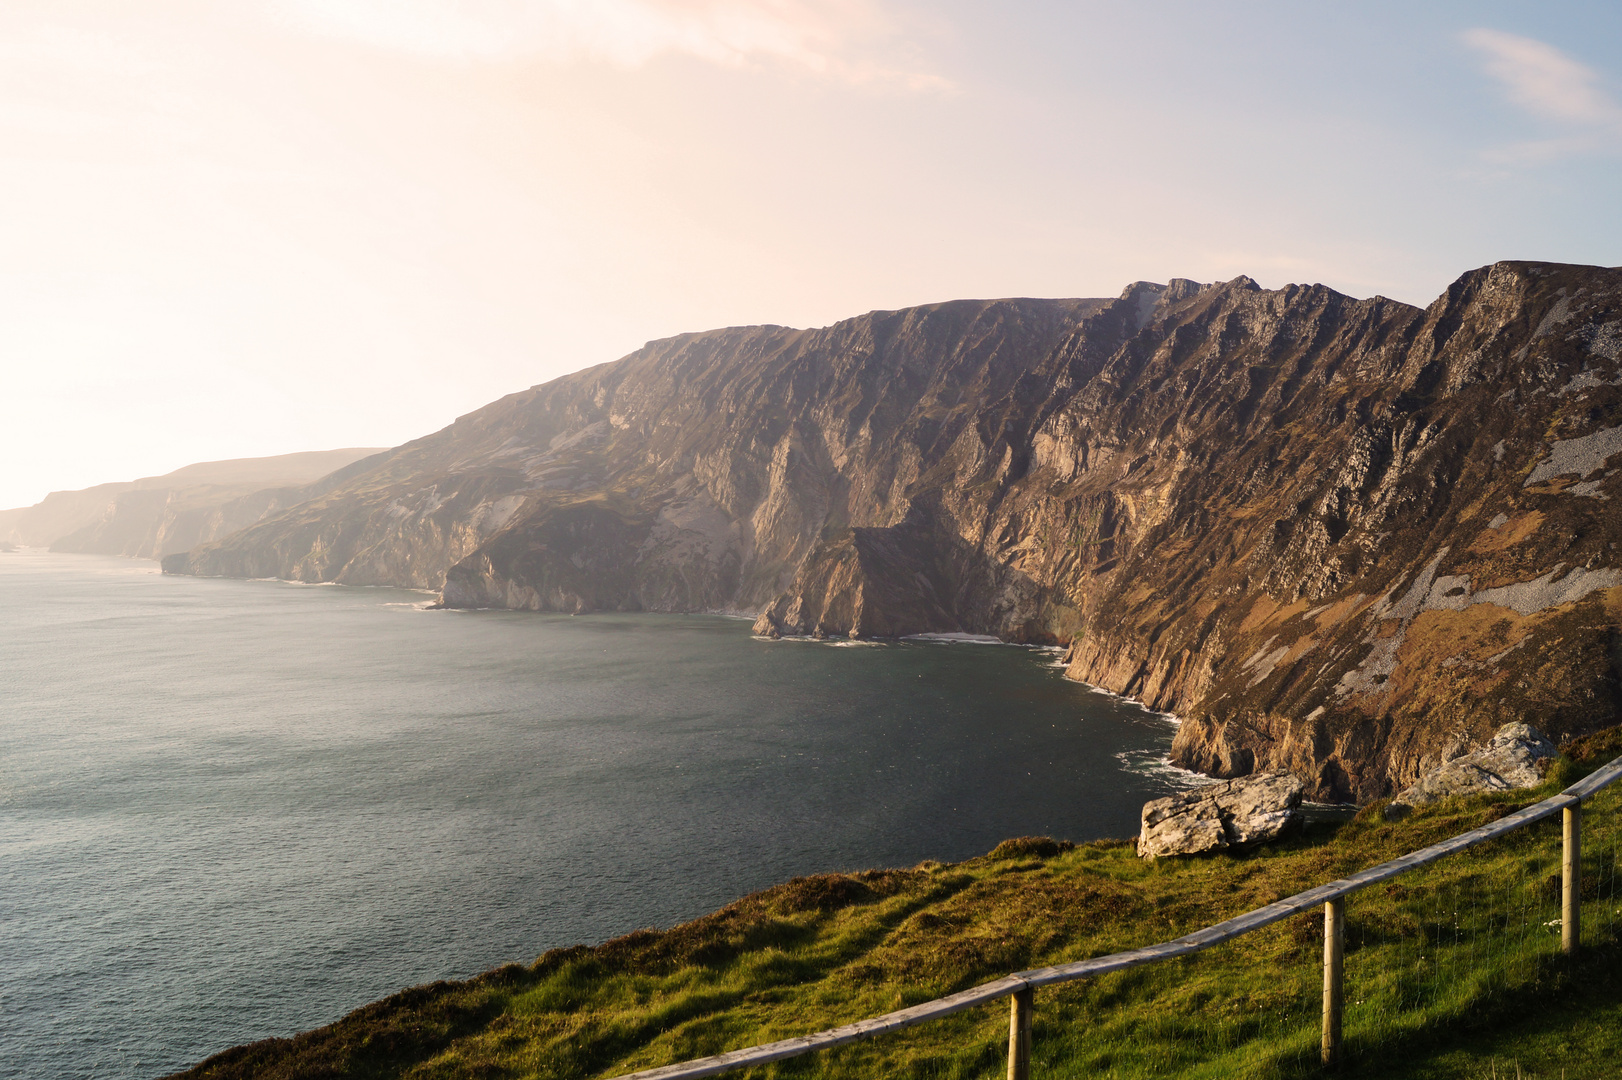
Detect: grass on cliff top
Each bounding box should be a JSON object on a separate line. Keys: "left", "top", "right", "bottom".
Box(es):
{"left": 173, "top": 727, "right": 1622, "bottom": 1080}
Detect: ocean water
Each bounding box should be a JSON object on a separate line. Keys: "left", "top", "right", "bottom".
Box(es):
{"left": 0, "top": 552, "right": 1190, "bottom": 1079}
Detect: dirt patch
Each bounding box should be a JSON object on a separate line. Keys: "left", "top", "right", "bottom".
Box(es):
{"left": 1312, "top": 593, "right": 1372, "bottom": 631}
{"left": 1468, "top": 511, "right": 1544, "bottom": 554}
{"left": 1240, "top": 596, "right": 1308, "bottom": 633}
{"left": 1280, "top": 633, "right": 1319, "bottom": 667}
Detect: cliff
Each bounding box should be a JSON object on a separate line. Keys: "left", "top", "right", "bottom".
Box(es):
{"left": 0, "top": 448, "right": 385, "bottom": 559}
{"left": 164, "top": 263, "right": 1622, "bottom": 799}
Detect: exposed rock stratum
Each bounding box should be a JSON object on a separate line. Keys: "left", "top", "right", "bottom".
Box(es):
{"left": 164, "top": 262, "right": 1622, "bottom": 800}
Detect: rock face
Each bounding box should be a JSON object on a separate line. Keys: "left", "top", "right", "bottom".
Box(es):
{"left": 163, "top": 262, "right": 1622, "bottom": 800}
{"left": 0, "top": 449, "right": 384, "bottom": 559}
{"left": 1137, "top": 772, "right": 1305, "bottom": 858}
{"left": 168, "top": 298, "right": 1108, "bottom": 600}
{"left": 1384, "top": 723, "right": 1559, "bottom": 818}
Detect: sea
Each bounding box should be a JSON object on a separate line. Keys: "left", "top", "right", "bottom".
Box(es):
{"left": 0, "top": 551, "right": 1198, "bottom": 1079}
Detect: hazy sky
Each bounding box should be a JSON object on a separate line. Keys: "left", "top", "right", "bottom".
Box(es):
{"left": 3, "top": 1, "right": 1619, "bottom": 509}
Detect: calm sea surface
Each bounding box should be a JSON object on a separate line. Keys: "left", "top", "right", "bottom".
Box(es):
{"left": 0, "top": 552, "right": 1188, "bottom": 1079}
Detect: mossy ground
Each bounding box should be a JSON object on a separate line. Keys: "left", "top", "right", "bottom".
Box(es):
{"left": 172, "top": 732, "right": 1622, "bottom": 1080}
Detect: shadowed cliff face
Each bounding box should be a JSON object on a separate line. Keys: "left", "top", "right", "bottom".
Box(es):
{"left": 166, "top": 263, "right": 1622, "bottom": 800}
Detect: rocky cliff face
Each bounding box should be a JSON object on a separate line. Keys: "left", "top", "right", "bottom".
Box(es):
{"left": 165, "top": 263, "right": 1622, "bottom": 801}
{"left": 167, "top": 298, "right": 1106, "bottom": 600}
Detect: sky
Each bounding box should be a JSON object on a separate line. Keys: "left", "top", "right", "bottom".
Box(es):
{"left": 2, "top": 1, "right": 1619, "bottom": 509}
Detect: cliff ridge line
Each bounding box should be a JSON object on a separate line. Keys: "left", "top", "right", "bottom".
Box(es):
{"left": 163, "top": 262, "right": 1622, "bottom": 800}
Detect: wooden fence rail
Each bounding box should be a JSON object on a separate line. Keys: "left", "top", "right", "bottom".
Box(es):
{"left": 610, "top": 755, "right": 1622, "bottom": 1080}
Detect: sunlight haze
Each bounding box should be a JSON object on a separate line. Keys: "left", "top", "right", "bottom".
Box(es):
{"left": 2, "top": 0, "right": 1618, "bottom": 509}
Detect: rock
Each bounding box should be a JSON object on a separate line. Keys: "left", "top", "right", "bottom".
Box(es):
{"left": 1383, "top": 723, "right": 1559, "bottom": 820}
{"left": 1137, "top": 772, "right": 1305, "bottom": 858}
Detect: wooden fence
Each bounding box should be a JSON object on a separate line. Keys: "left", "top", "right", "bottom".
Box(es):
{"left": 608, "top": 755, "right": 1622, "bottom": 1080}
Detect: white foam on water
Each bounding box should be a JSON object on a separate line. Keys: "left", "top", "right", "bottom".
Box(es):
{"left": 1114, "top": 749, "right": 1216, "bottom": 790}
{"left": 904, "top": 632, "right": 1005, "bottom": 644}
{"left": 249, "top": 577, "right": 437, "bottom": 595}
{"left": 751, "top": 634, "right": 887, "bottom": 647}
{"left": 1078, "top": 683, "right": 1180, "bottom": 725}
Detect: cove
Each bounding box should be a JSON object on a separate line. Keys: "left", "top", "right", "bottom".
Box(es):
{"left": 0, "top": 552, "right": 1187, "bottom": 1079}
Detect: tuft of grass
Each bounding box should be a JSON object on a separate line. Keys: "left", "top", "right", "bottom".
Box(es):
{"left": 986, "top": 836, "right": 1077, "bottom": 861}
{"left": 169, "top": 733, "right": 1622, "bottom": 1080}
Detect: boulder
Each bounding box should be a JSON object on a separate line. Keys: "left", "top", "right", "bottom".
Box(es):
{"left": 1137, "top": 771, "right": 1305, "bottom": 859}
{"left": 1384, "top": 723, "right": 1558, "bottom": 820}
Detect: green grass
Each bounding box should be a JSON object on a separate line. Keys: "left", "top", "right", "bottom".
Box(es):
{"left": 170, "top": 731, "right": 1622, "bottom": 1080}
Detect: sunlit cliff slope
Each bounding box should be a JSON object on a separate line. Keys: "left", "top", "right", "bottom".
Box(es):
{"left": 165, "top": 262, "right": 1622, "bottom": 799}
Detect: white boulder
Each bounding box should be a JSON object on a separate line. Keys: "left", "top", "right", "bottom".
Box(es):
{"left": 1138, "top": 771, "right": 1305, "bottom": 859}
{"left": 1384, "top": 723, "right": 1559, "bottom": 819}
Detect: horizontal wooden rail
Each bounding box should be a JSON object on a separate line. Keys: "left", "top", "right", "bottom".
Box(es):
{"left": 608, "top": 755, "right": 1622, "bottom": 1080}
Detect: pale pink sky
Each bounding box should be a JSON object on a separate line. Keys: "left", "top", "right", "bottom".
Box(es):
{"left": 3, "top": 1, "right": 1619, "bottom": 508}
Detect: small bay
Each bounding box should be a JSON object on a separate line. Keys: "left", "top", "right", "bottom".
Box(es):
{"left": 0, "top": 552, "right": 1186, "bottom": 1079}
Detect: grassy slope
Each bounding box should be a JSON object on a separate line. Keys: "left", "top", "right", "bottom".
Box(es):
{"left": 171, "top": 728, "right": 1622, "bottom": 1080}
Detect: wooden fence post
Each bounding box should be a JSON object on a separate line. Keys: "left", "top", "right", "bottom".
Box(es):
{"left": 1322, "top": 897, "right": 1344, "bottom": 1067}
{"left": 1007, "top": 986, "right": 1033, "bottom": 1080}
{"left": 1564, "top": 801, "right": 1582, "bottom": 956}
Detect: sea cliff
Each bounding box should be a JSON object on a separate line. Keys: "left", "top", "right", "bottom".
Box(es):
{"left": 0, "top": 448, "right": 385, "bottom": 559}
{"left": 165, "top": 262, "right": 1622, "bottom": 799}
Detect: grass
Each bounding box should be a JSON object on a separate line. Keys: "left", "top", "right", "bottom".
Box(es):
{"left": 169, "top": 730, "right": 1622, "bottom": 1080}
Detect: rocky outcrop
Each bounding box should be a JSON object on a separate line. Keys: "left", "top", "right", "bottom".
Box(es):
{"left": 164, "top": 262, "right": 1622, "bottom": 800}
{"left": 0, "top": 449, "right": 383, "bottom": 559}
{"left": 1137, "top": 772, "right": 1304, "bottom": 858}
{"left": 1383, "top": 723, "right": 1559, "bottom": 818}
